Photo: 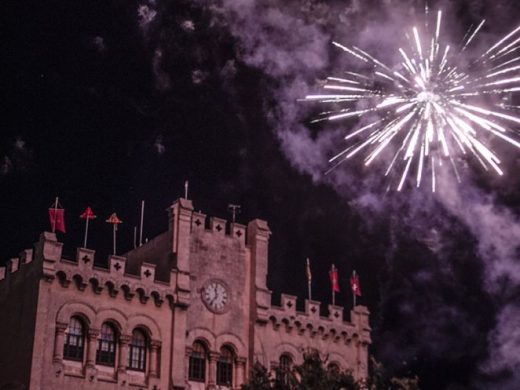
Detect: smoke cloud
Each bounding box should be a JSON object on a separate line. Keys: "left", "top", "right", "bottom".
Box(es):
{"left": 144, "top": 0, "right": 520, "bottom": 386}
{"left": 1, "top": 137, "right": 32, "bottom": 177}
{"left": 194, "top": 0, "right": 520, "bottom": 386}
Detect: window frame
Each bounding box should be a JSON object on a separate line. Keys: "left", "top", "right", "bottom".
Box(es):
{"left": 96, "top": 322, "right": 117, "bottom": 367}
{"left": 216, "top": 346, "right": 234, "bottom": 387}
{"left": 128, "top": 329, "right": 147, "bottom": 372}
{"left": 278, "top": 354, "right": 293, "bottom": 385}
{"left": 188, "top": 341, "right": 207, "bottom": 382}
{"left": 63, "top": 316, "right": 85, "bottom": 362}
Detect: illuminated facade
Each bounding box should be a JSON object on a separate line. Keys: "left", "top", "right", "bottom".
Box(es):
{"left": 0, "top": 198, "right": 370, "bottom": 389}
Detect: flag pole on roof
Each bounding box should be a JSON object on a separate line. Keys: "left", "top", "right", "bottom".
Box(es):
{"left": 80, "top": 206, "right": 96, "bottom": 248}
{"left": 350, "top": 270, "right": 362, "bottom": 308}
{"left": 305, "top": 258, "right": 312, "bottom": 300}
{"left": 106, "top": 213, "right": 122, "bottom": 255}
{"left": 48, "top": 197, "right": 66, "bottom": 233}
{"left": 139, "top": 201, "right": 145, "bottom": 247}
{"left": 329, "top": 264, "right": 340, "bottom": 306}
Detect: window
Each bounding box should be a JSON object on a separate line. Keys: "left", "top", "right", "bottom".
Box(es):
{"left": 63, "top": 317, "right": 85, "bottom": 361}
{"left": 278, "top": 354, "right": 292, "bottom": 385}
{"left": 128, "top": 329, "right": 147, "bottom": 371}
{"left": 216, "top": 346, "right": 234, "bottom": 386}
{"left": 188, "top": 341, "right": 206, "bottom": 382}
{"left": 96, "top": 323, "right": 116, "bottom": 366}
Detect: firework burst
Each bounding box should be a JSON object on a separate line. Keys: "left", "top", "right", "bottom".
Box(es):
{"left": 306, "top": 9, "right": 520, "bottom": 192}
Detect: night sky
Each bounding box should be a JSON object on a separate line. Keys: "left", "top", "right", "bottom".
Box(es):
{"left": 2, "top": 0, "right": 520, "bottom": 389}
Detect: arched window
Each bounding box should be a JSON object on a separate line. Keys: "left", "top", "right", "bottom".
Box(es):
{"left": 216, "top": 346, "right": 234, "bottom": 386}
{"left": 278, "top": 354, "right": 293, "bottom": 385}
{"left": 279, "top": 354, "right": 292, "bottom": 371}
{"left": 96, "top": 323, "right": 117, "bottom": 366}
{"left": 63, "top": 316, "right": 85, "bottom": 361}
{"left": 128, "top": 329, "right": 147, "bottom": 371}
{"left": 188, "top": 341, "right": 207, "bottom": 382}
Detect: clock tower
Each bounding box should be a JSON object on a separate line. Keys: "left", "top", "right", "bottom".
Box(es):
{"left": 0, "top": 196, "right": 370, "bottom": 390}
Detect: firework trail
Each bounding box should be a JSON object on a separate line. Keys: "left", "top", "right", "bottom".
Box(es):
{"left": 305, "top": 9, "right": 520, "bottom": 192}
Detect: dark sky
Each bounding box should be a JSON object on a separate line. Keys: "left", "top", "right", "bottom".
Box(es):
{"left": 2, "top": 0, "right": 520, "bottom": 389}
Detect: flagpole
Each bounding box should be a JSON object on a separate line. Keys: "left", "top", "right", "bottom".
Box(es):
{"left": 139, "top": 200, "right": 145, "bottom": 247}
{"left": 84, "top": 217, "right": 89, "bottom": 248}
{"left": 353, "top": 270, "right": 357, "bottom": 308}
{"left": 113, "top": 224, "right": 117, "bottom": 255}
{"left": 332, "top": 264, "right": 335, "bottom": 306}
{"left": 306, "top": 258, "right": 312, "bottom": 301}
{"left": 52, "top": 197, "right": 59, "bottom": 232}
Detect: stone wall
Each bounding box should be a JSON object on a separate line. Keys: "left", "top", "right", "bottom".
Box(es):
{"left": 0, "top": 247, "right": 37, "bottom": 390}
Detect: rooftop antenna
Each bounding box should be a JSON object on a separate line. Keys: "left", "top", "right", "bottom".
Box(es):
{"left": 184, "top": 180, "right": 189, "bottom": 199}
{"left": 228, "top": 204, "right": 241, "bottom": 223}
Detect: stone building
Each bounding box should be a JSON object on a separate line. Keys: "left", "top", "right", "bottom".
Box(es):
{"left": 0, "top": 197, "right": 371, "bottom": 390}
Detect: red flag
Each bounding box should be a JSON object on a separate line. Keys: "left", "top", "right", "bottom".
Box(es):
{"left": 106, "top": 213, "right": 122, "bottom": 231}
{"left": 350, "top": 273, "right": 362, "bottom": 297}
{"left": 48, "top": 208, "right": 66, "bottom": 233}
{"left": 80, "top": 207, "right": 96, "bottom": 220}
{"left": 329, "top": 265, "right": 340, "bottom": 293}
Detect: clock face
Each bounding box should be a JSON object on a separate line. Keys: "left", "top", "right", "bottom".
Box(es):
{"left": 202, "top": 280, "right": 230, "bottom": 313}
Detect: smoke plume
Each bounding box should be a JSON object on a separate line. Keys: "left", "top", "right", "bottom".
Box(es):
{"left": 146, "top": 0, "right": 520, "bottom": 386}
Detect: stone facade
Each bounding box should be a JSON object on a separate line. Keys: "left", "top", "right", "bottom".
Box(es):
{"left": 0, "top": 198, "right": 371, "bottom": 390}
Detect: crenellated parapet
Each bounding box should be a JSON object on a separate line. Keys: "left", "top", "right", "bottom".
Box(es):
{"left": 1, "top": 231, "right": 176, "bottom": 308}
{"left": 0, "top": 247, "right": 34, "bottom": 291}
{"left": 190, "top": 211, "right": 247, "bottom": 246}
{"left": 264, "top": 293, "right": 371, "bottom": 346}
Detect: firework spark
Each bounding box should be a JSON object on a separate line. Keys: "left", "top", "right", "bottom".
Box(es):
{"left": 306, "top": 10, "right": 520, "bottom": 192}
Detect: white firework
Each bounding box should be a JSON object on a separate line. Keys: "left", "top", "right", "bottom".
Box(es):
{"left": 305, "top": 9, "right": 520, "bottom": 192}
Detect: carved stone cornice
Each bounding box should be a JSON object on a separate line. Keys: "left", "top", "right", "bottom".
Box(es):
{"left": 150, "top": 339, "right": 162, "bottom": 350}
{"left": 236, "top": 357, "right": 247, "bottom": 366}
{"left": 55, "top": 322, "right": 68, "bottom": 334}
{"left": 88, "top": 329, "right": 100, "bottom": 340}
{"left": 208, "top": 352, "right": 220, "bottom": 362}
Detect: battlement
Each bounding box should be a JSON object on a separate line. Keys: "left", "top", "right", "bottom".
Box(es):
{"left": 0, "top": 248, "right": 34, "bottom": 285}
{"left": 191, "top": 211, "right": 247, "bottom": 245}
{"left": 1, "top": 232, "right": 176, "bottom": 308}
{"left": 263, "top": 293, "right": 371, "bottom": 346}
{"left": 168, "top": 198, "right": 267, "bottom": 254}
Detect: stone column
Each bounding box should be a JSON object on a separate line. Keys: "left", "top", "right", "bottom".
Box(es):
{"left": 149, "top": 340, "right": 161, "bottom": 378}
{"left": 207, "top": 352, "right": 219, "bottom": 389}
{"left": 235, "top": 357, "right": 247, "bottom": 388}
{"left": 118, "top": 335, "right": 131, "bottom": 373}
{"left": 86, "top": 329, "right": 100, "bottom": 368}
{"left": 170, "top": 305, "right": 189, "bottom": 388}
{"left": 53, "top": 322, "right": 68, "bottom": 362}
{"left": 184, "top": 348, "right": 192, "bottom": 383}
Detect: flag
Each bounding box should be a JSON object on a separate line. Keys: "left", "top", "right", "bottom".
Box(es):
{"left": 329, "top": 264, "right": 340, "bottom": 293}
{"left": 80, "top": 207, "right": 96, "bottom": 220}
{"left": 305, "top": 258, "right": 312, "bottom": 282}
{"left": 350, "top": 272, "right": 362, "bottom": 297}
{"left": 106, "top": 213, "right": 122, "bottom": 230}
{"left": 48, "top": 208, "right": 66, "bottom": 233}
